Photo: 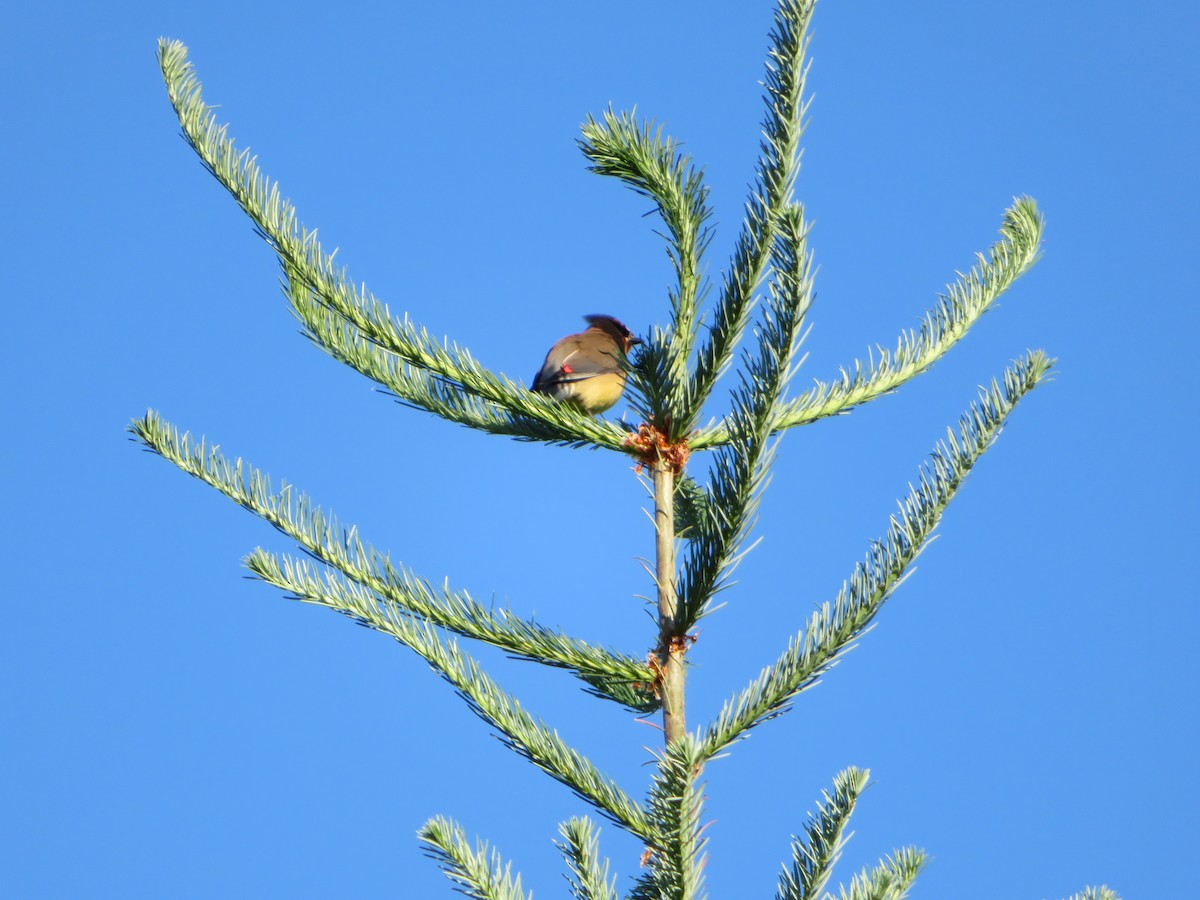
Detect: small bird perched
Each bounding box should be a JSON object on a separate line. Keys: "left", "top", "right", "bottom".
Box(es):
{"left": 531, "top": 314, "right": 642, "bottom": 414}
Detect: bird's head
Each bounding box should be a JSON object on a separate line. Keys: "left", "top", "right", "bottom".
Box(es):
{"left": 584, "top": 314, "right": 643, "bottom": 354}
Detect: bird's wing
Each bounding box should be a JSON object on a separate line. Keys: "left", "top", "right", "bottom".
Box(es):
{"left": 532, "top": 338, "right": 620, "bottom": 389}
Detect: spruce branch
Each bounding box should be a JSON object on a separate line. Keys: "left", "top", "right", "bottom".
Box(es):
{"left": 688, "top": 0, "right": 815, "bottom": 431}
{"left": 700, "top": 350, "right": 1053, "bottom": 759}
{"left": 252, "top": 554, "right": 653, "bottom": 839}
{"left": 418, "top": 816, "right": 531, "bottom": 900}
{"left": 831, "top": 847, "right": 927, "bottom": 900}
{"left": 677, "top": 203, "right": 814, "bottom": 629}
{"left": 157, "top": 39, "right": 629, "bottom": 451}
{"left": 283, "top": 266, "right": 625, "bottom": 448}
{"left": 690, "top": 198, "right": 1045, "bottom": 450}
{"left": 579, "top": 108, "right": 711, "bottom": 436}
{"left": 247, "top": 549, "right": 656, "bottom": 712}
{"left": 629, "top": 735, "right": 708, "bottom": 900}
{"left": 775, "top": 767, "right": 869, "bottom": 900}
{"left": 129, "top": 411, "right": 658, "bottom": 711}
{"left": 1065, "top": 889, "right": 1122, "bottom": 900}
{"left": 556, "top": 818, "right": 618, "bottom": 900}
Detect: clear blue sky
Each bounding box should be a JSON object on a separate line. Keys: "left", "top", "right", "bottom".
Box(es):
{"left": 3, "top": 2, "right": 1196, "bottom": 898}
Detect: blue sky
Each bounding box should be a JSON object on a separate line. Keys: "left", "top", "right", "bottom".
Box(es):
{"left": 3, "top": 2, "right": 1197, "bottom": 897}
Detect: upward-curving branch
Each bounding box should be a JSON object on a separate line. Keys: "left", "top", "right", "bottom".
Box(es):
{"left": 701, "top": 350, "right": 1053, "bottom": 760}
{"left": 158, "top": 39, "right": 632, "bottom": 452}
{"left": 691, "top": 197, "right": 1044, "bottom": 450}
{"left": 579, "top": 109, "right": 711, "bottom": 434}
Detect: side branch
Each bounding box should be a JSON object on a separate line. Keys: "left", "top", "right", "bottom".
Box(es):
{"left": 158, "top": 39, "right": 628, "bottom": 451}
{"left": 256, "top": 558, "right": 654, "bottom": 839}
{"left": 832, "top": 848, "right": 927, "bottom": 900}
{"left": 129, "top": 411, "right": 658, "bottom": 710}
{"left": 580, "top": 108, "right": 711, "bottom": 433}
{"left": 700, "top": 350, "right": 1053, "bottom": 759}
{"left": 775, "top": 767, "right": 870, "bottom": 900}
{"left": 691, "top": 198, "right": 1044, "bottom": 450}
{"left": 418, "top": 816, "right": 531, "bottom": 900}
{"left": 283, "top": 269, "right": 630, "bottom": 449}
{"left": 557, "top": 818, "right": 618, "bottom": 900}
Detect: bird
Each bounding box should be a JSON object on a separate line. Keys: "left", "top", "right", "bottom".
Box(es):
{"left": 531, "top": 315, "right": 642, "bottom": 414}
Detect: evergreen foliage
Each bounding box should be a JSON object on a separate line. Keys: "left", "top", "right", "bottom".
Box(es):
{"left": 134, "top": 1, "right": 1114, "bottom": 896}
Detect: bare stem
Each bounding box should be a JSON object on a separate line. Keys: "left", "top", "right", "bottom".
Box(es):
{"left": 655, "top": 462, "right": 686, "bottom": 744}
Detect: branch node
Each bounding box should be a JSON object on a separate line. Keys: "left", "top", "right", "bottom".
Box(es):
{"left": 624, "top": 423, "right": 692, "bottom": 473}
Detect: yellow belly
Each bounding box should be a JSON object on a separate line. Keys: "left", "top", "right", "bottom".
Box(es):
{"left": 566, "top": 372, "right": 627, "bottom": 413}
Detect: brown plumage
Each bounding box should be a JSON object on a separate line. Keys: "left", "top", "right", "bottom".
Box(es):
{"left": 531, "top": 315, "right": 642, "bottom": 414}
